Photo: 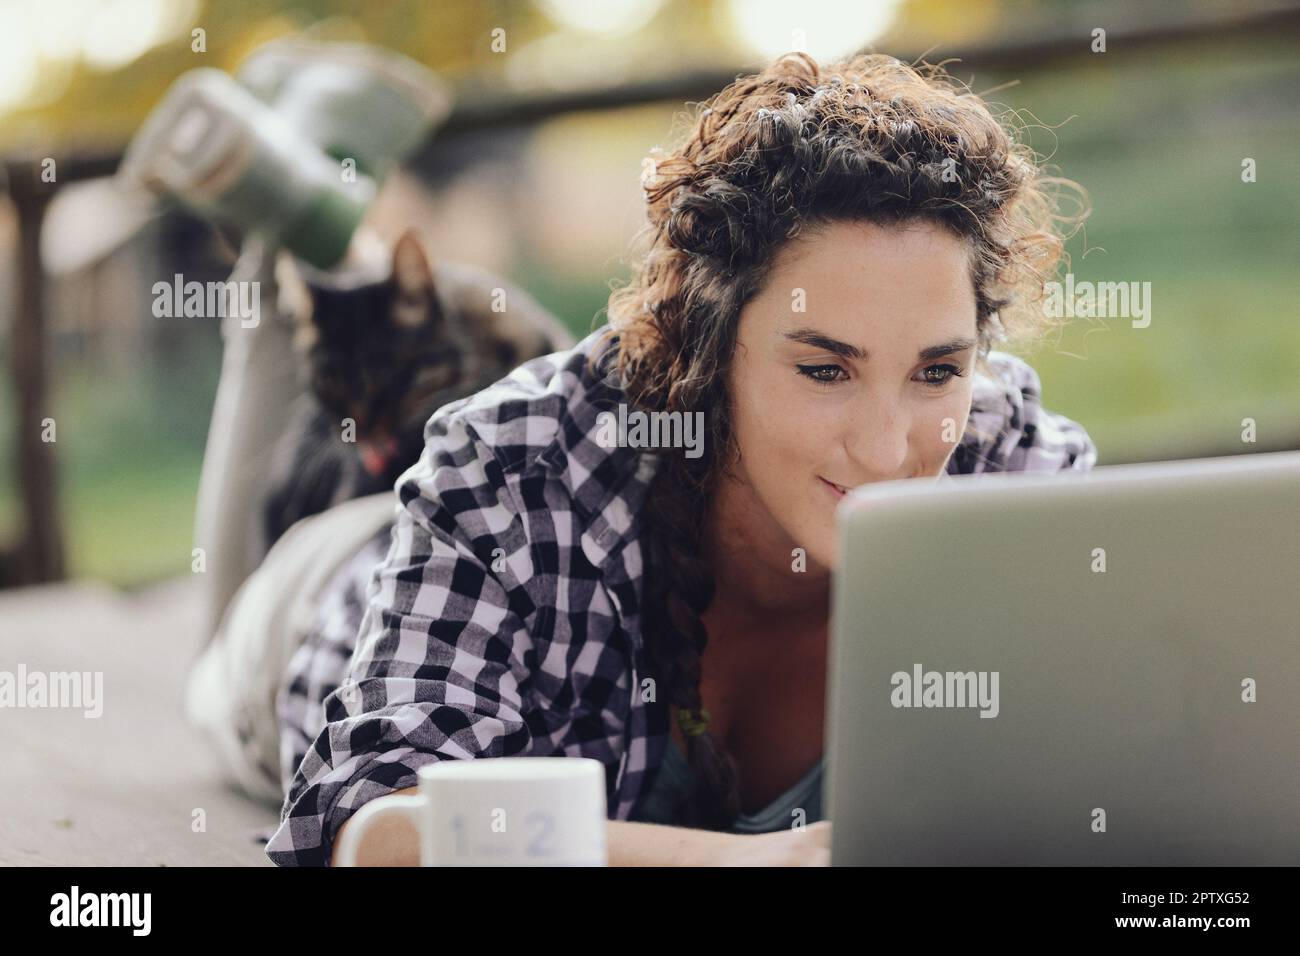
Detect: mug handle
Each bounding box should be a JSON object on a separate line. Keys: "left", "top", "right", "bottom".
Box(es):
{"left": 333, "top": 793, "right": 424, "bottom": 867}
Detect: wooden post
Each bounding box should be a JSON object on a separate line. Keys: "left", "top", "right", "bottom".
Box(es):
{"left": 4, "top": 160, "right": 65, "bottom": 585}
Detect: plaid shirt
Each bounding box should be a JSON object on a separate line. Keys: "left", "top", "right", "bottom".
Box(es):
{"left": 266, "top": 327, "right": 1098, "bottom": 865}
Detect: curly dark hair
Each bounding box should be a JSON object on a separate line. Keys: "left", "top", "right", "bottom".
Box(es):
{"left": 593, "top": 50, "right": 1087, "bottom": 828}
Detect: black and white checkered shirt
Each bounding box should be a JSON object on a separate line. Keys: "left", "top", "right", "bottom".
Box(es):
{"left": 266, "top": 327, "right": 1098, "bottom": 865}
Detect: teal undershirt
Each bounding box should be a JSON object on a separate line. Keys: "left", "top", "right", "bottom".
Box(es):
{"left": 631, "top": 737, "right": 824, "bottom": 833}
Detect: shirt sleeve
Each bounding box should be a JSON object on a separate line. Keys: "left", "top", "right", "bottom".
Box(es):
{"left": 951, "top": 351, "right": 1099, "bottom": 476}
{"left": 265, "top": 411, "right": 537, "bottom": 867}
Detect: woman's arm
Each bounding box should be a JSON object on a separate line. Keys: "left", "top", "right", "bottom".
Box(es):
{"left": 331, "top": 786, "right": 422, "bottom": 866}
{"left": 331, "top": 790, "right": 830, "bottom": 866}
{"left": 605, "top": 821, "right": 737, "bottom": 866}
{"left": 266, "top": 411, "right": 540, "bottom": 866}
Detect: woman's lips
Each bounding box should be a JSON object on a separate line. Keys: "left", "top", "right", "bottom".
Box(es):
{"left": 819, "top": 476, "right": 848, "bottom": 500}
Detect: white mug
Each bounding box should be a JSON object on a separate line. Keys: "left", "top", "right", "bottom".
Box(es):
{"left": 334, "top": 757, "right": 608, "bottom": 866}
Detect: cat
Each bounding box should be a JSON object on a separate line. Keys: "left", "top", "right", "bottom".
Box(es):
{"left": 261, "top": 230, "right": 575, "bottom": 552}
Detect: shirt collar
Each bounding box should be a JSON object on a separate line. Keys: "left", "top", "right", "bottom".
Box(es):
{"left": 534, "top": 329, "right": 662, "bottom": 571}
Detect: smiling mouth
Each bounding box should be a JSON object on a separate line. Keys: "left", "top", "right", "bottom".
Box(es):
{"left": 819, "top": 476, "right": 849, "bottom": 499}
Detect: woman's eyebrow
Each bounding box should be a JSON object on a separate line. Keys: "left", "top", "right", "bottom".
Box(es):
{"left": 781, "top": 326, "right": 866, "bottom": 359}
{"left": 781, "top": 327, "right": 976, "bottom": 361}
{"left": 918, "top": 337, "right": 977, "bottom": 360}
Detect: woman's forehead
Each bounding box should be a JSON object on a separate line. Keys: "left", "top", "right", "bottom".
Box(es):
{"left": 743, "top": 224, "right": 978, "bottom": 343}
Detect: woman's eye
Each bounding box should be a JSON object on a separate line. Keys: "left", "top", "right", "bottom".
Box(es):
{"left": 796, "top": 363, "right": 847, "bottom": 385}
{"left": 919, "top": 364, "right": 963, "bottom": 387}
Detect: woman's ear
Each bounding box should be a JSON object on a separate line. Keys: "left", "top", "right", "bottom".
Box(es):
{"left": 393, "top": 229, "right": 433, "bottom": 297}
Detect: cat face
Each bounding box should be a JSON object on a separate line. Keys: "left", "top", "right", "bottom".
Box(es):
{"left": 297, "top": 233, "right": 465, "bottom": 476}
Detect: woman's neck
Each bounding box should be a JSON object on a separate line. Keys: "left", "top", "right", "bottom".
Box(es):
{"left": 703, "top": 470, "right": 831, "bottom": 624}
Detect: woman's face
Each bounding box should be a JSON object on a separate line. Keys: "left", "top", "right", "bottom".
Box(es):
{"left": 723, "top": 218, "right": 978, "bottom": 574}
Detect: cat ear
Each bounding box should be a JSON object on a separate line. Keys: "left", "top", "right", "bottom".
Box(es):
{"left": 393, "top": 230, "right": 433, "bottom": 297}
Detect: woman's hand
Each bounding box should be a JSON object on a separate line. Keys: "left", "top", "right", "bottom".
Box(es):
{"left": 605, "top": 819, "right": 831, "bottom": 866}
{"left": 711, "top": 821, "right": 831, "bottom": 866}
{"left": 332, "top": 809, "right": 832, "bottom": 867}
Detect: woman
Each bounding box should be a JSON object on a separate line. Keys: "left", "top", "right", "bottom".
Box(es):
{"left": 266, "top": 50, "right": 1096, "bottom": 866}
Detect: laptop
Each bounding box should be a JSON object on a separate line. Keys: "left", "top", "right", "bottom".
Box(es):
{"left": 826, "top": 449, "right": 1300, "bottom": 865}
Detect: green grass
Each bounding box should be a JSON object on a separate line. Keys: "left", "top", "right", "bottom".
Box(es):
{"left": 981, "top": 36, "right": 1300, "bottom": 462}
{"left": 63, "top": 454, "right": 202, "bottom": 587}
{"left": 0, "top": 446, "right": 204, "bottom": 591}
{"left": 0, "top": 334, "right": 218, "bottom": 589}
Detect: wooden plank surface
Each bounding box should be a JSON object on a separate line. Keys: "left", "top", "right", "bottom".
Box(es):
{"left": 0, "top": 576, "right": 278, "bottom": 866}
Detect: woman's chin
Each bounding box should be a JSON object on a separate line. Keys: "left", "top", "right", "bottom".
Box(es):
{"left": 792, "top": 530, "right": 837, "bottom": 575}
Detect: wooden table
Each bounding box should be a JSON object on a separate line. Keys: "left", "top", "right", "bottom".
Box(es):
{"left": 0, "top": 575, "right": 277, "bottom": 866}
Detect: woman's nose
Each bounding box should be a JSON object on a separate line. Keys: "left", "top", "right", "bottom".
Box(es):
{"left": 842, "top": 399, "right": 913, "bottom": 482}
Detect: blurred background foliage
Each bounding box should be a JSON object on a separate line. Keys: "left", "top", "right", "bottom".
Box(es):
{"left": 1, "top": 0, "right": 1297, "bottom": 587}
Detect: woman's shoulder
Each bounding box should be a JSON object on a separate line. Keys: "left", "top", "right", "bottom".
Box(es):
{"left": 409, "top": 325, "right": 653, "bottom": 529}
{"left": 947, "top": 350, "right": 1099, "bottom": 476}
{"left": 420, "top": 326, "right": 626, "bottom": 469}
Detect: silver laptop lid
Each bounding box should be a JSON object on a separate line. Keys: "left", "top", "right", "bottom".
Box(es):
{"left": 827, "top": 450, "right": 1300, "bottom": 865}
